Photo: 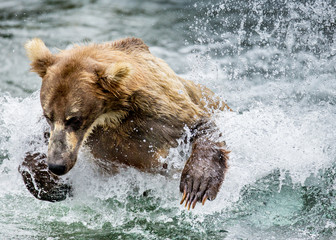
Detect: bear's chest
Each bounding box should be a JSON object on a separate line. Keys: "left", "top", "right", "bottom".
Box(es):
{"left": 84, "top": 123, "right": 183, "bottom": 172}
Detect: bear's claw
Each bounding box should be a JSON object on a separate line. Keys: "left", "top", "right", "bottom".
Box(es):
{"left": 180, "top": 179, "right": 213, "bottom": 210}
{"left": 180, "top": 183, "right": 205, "bottom": 210}
{"left": 202, "top": 194, "right": 207, "bottom": 205}
{"left": 179, "top": 177, "right": 219, "bottom": 210}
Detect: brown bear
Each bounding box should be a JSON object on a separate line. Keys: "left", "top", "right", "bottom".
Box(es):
{"left": 19, "top": 37, "right": 230, "bottom": 210}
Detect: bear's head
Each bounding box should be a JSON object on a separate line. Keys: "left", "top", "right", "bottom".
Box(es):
{"left": 25, "top": 38, "right": 132, "bottom": 175}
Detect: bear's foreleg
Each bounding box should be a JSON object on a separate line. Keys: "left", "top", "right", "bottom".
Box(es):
{"left": 180, "top": 120, "right": 229, "bottom": 210}
{"left": 18, "top": 152, "right": 72, "bottom": 202}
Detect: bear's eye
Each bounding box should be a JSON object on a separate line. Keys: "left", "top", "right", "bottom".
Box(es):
{"left": 65, "top": 117, "right": 83, "bottom": 130}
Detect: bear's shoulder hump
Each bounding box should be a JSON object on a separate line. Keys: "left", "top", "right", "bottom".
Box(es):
{"left": 109, "top": 37, "right": 150, "bottom": 53}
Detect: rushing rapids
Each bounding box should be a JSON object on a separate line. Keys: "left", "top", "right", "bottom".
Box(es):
{"left": 0, "top": 0, "right": 335, "bottom": 239}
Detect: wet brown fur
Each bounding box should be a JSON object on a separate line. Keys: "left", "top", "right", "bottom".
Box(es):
{"left": 24, "top": 37, "right": 230, "bottom": 205}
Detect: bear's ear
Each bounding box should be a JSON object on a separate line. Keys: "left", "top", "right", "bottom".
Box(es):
{"left": 25, "top": 38, "right": 55, "bottom": 78}
{"left": 96, "top": 62, "right": 132, "bottom": 92}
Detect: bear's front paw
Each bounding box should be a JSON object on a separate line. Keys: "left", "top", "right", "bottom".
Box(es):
{"left": 179, "top": 147, "right": 228, "bottom": 210}
{"left": 18, "top": 152, "right": 72, "bottom": 202}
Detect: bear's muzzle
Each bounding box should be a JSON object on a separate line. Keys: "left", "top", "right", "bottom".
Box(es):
{"left": 47, "top": 123, "right": 82, "bottom": 175}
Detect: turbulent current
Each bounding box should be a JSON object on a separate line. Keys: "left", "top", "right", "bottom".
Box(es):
{"left": 0, "top": 0, "right": 335, "bottom": 239}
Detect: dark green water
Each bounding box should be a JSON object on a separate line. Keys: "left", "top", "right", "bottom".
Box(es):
{"left": 0, "top": 0, "right": 336, "bottom": 239}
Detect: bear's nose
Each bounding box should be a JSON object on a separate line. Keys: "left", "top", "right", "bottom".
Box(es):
{"left": 48, "top": 163, "right": 67, "bottom": 176}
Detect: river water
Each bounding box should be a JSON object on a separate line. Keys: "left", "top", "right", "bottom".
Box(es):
{"left": 0, "top": 0, "right": 335, "bottom": 239}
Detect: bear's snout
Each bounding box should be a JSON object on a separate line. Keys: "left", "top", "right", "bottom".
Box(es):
{"left": 48, "top": 163, "right": 67, "bottom": 176}
{"left": 47, "top": 128, "right": 81, "bottom": 176}
{"left": 46, "top": 150, "right": 78, "bottom": 176}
